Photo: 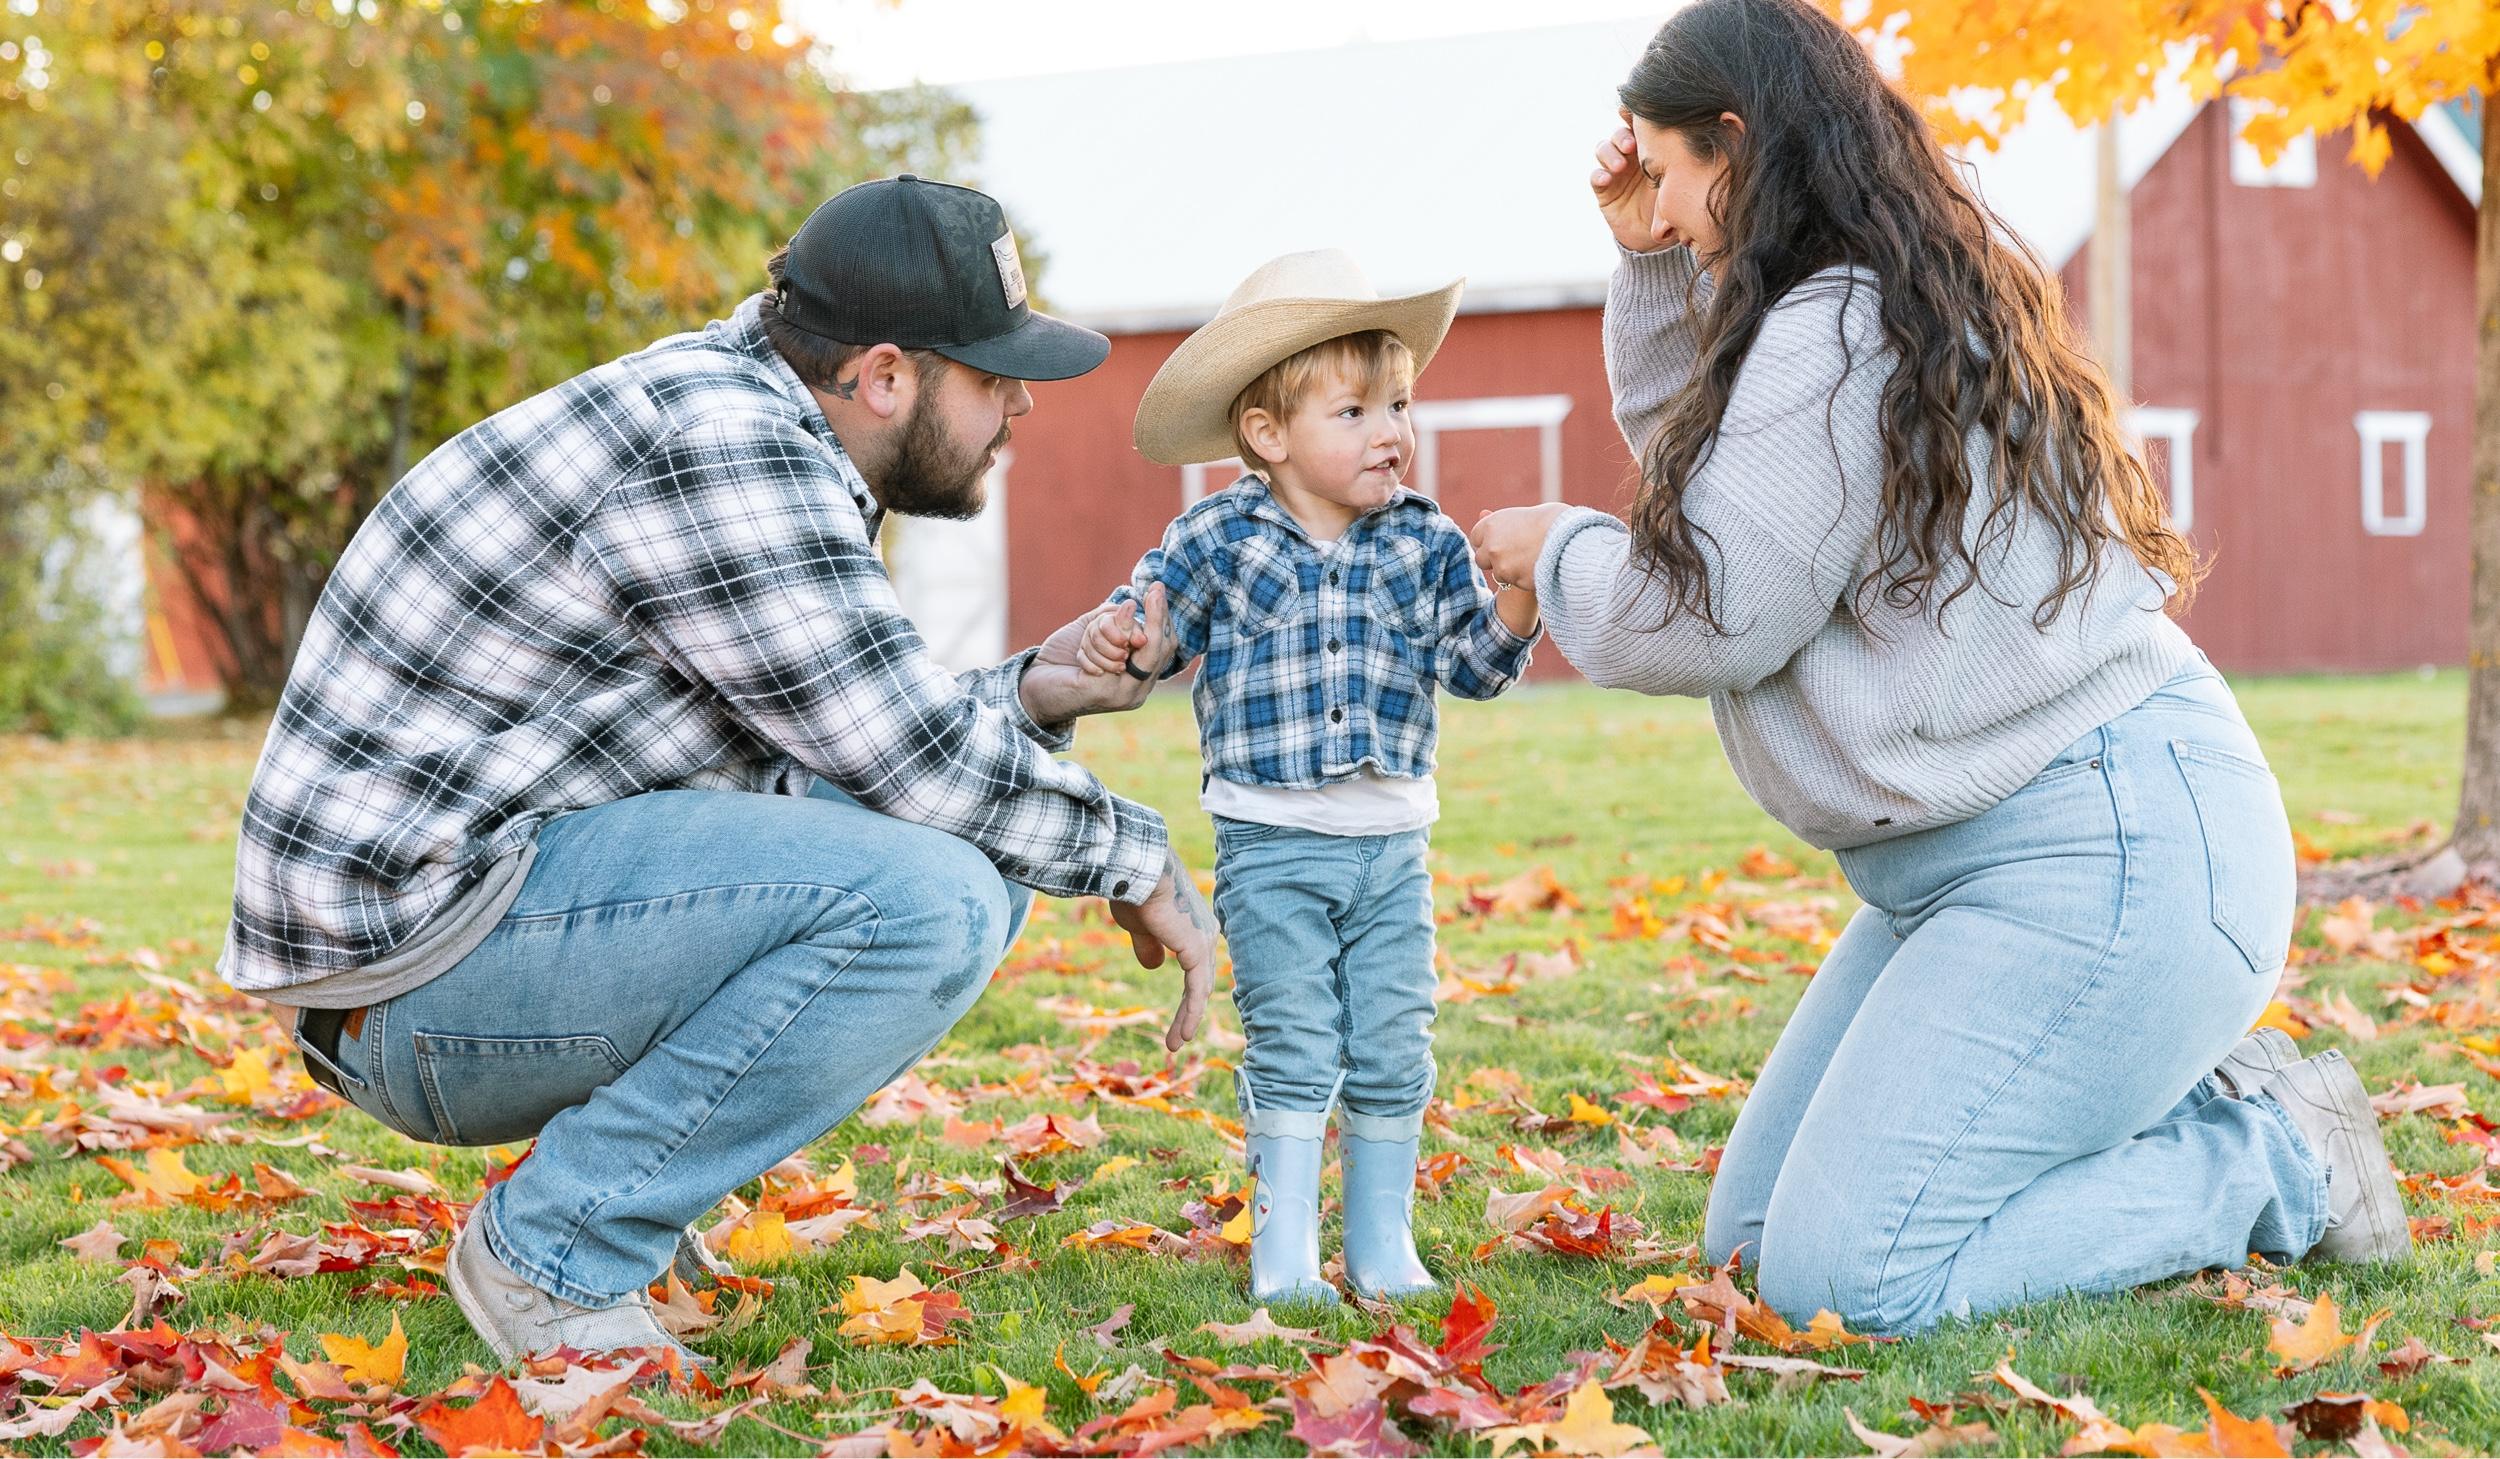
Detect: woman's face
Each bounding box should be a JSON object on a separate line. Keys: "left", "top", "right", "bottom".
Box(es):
{"left": 1628, "top": 113, "right": 1736, "bottom": 258}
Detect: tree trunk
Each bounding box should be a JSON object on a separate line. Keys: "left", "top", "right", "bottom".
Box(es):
{"left": 2454, "top": 94, "right": 2500, "bottom": 868}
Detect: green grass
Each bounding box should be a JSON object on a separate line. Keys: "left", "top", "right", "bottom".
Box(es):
{"left": 0, "top": 672, "right": 2496, "bottom": 1454}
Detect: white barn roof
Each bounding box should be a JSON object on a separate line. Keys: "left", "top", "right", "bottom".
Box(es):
{"left": 948, "top": 19, "right": 1662, "bottom": 329}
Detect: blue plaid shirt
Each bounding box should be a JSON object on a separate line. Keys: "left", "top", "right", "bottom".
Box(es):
{"left": 1111, "top": 477, "right": 1538, "bottom": 789}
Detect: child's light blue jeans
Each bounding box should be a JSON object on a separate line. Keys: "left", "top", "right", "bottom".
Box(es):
{"left": 1704, "top": 663, "right": 2323, "bottom": 1335}
{"left": 1212, "top": 819, "right": 1438, "bottom": 1142}
{"left": 296, "top": 778, "right": 1029, "bottom": 1308}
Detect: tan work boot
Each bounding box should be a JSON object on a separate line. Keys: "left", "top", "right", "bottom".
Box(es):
{"left": 2259, "top": 1050, "right": 2412, "bottom": 1264}
{"left": 2212, "top": 1027, "right": 2300, "bottom": 1098}
{"left": 448, "top": 1217, "right": 715, "bottom": 1369}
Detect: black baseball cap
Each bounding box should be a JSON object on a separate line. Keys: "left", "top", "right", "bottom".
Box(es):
{"left": 775, "top": 175, "right": 1110, "bottom": 382}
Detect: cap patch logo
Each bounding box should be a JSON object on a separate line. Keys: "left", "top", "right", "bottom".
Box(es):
{"left": 991, "top": 231, "right": 1028, "bottom": 311}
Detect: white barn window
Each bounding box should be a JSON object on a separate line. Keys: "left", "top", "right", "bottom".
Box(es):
{"left": 1411, "top": 394, "right": 1575, "bottom": 503}
{"left": 2356, "top": 411, "right": 2431, "bottom": 537}
{"left": 2228, "top": 98, "right": 2317, "bottom": 188}
{"left": 2126, "top": 406, "right": 2199, "bottom": 531}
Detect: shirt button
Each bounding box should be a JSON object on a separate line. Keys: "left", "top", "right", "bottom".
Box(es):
{"left": 1327, "top": 639, "right": 1342, "bottom": 653}
{"left": 1330, "top": 708, "right": 1344, "bottom": 723}
{"left": 1328, "top": 569, "right": 1341, "bottom": 586}
{"left": 1112, "top": 879, "right": 1129, "bottom": 898}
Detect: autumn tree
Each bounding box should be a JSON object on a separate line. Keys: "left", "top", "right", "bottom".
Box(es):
{"left": 1829, "top": 1, "right": 2499, "bottom": 874}
{"left": 2, "top": 0, "right": 971, "bottom": 708}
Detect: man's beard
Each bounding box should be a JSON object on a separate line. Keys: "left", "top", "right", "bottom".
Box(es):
{"left": 877, "top": 398, "right": 1007, "bottom": 521}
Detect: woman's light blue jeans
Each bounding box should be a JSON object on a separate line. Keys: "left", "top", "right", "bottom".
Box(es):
{"left": 1212, "top": 818, "right": 1438, "bottom": 1142}
{"left": 1704, "top": 664, "right": 2325, "bottom": 1335}
{"left": 302, "top": 779, "right": 1029, "bottom": 1308}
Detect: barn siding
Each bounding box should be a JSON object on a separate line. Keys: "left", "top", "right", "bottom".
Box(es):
{"left": 2065, "top": 106, "right": 2478, "bottom": 673}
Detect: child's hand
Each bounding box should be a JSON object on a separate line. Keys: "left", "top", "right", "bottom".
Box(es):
{"left": 1471, "top": 503, "right": 1572, "bottom": 593}
{"left": 1078, "top": 605, "right": 1141, "bottom": 677}
{"left": 1493, "top": 580, "right": 1541, "bottom": 639}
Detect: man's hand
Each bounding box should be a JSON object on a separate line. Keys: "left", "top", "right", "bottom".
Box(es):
{"left": 1106, "top": 846, "right": 1218, "bottom": 1052}
{"left": 1018, "top": 583, "right": 1189, "bottom": 724}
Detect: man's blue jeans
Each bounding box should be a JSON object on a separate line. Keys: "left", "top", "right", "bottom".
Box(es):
{"left": 1703, "top": 664, "right": 2324, "bottom": 1335}
{"left": 299, "top": 780, "right": 1028, "bottom": 1307}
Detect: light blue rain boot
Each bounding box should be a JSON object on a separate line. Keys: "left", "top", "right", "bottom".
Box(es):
{"left": 1244, "top": 1130, "right": 1339, "bottom": 1305}
{"left": 1340, "top": 1111, "right": 1438, "bottom": 1299}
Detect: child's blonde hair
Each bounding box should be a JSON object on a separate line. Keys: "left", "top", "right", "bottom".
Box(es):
{"left": 1227, "top": 330, "right": 1415, "bottom": 473}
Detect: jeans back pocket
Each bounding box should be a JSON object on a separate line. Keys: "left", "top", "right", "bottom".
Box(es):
{"left": 412, "top": 1031, "right": 629, "bottom": 1146}
{"left": 2170, "top": 740, "right": 2296, "bottom": 976}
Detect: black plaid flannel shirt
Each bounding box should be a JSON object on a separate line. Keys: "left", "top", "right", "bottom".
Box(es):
{"left": 221, "top": 295, "right": 1168, "bottom": 996}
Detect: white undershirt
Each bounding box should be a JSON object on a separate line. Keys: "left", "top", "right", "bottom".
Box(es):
{"left": 1201, "top": 768, "right": 1439, "bottom": 835}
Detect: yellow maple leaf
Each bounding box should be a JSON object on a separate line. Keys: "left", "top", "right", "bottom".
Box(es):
{"left": 838, "top": 1298, "right": 925, "bottom": 1346}
{"left": 1614, "top": 1273, "right": 1699, "bottom": 1309}
{"left": 96, "top": 1147, "right": 203, "bottom": 1206}
{"left": 1487, "top": 1381, "right": 1657, "bottom": 1458}
{"left": 1093, "top": 1155, "right": 1139, "bottom": 1181}
{"left": 996, "top": 1370, "right": 1061, "bottom": 1439}
{"left": 2268, "top": 1291, "right": 2355, "bottom": 1371}
{"left": 1220, "top": 1199, "right": 1254, "bottom": 1246}
{"left": 1565, "top": 1093, "right": 1616, "bottom": 1127}
{"left": 218, "top": 1047, "right": 275, "bottom": 1105}
{"left": 839, "top": 1268, "right": 927, "bottom": 1316}
{"left": 320, "top": 1313, "right": 407, "bottom": 1390}
{"left": 723, "top": 1211, "right": 794, "bottom": 1265}
{"left": 1798, "top": 1309, "right": 1875, "bottom": 1351}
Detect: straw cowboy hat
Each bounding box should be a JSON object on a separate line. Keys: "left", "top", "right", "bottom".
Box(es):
{"left": 1132, "top": 249, "right": 1465, "bottom": 466}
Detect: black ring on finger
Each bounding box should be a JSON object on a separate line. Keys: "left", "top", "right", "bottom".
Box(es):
{"left": 1123, "top": 656, "right": 1155, "bottom": 682}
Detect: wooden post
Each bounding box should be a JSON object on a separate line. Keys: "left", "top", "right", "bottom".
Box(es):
{"left": 2090, "top": 106, "right": 2133, "bottom": 404}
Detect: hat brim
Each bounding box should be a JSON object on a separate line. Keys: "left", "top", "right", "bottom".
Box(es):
{"left": 933, "top": 309, "right": 1111, "bottom": 382}
{"left": 1131, "top": 280, "right": 1464, "bottom": 466}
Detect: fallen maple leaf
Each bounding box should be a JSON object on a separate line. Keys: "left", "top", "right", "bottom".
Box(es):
{"left": 337, "top": 1164, "right": 441, "bottom": 1197}
{"left": 2197, "top": 1388, "right": 2291, "bottom": 1458}
{"left": 2269, "top": 1290, "right": 2365, "bottom": 1373}
{"left": 318, "top": 1312, "right": 407, "bottom": 1390}
{"left": 415, "top": 1375, "right": 545, "bottom": 1456}
{"left": 1198, "top": 1308, "right": 1325, "bottom": 1346}
{"left": 1843, "top": 1406, "right": 1998, "bottom": 1457}
{"left": 1484, "top": 1380, "right": 1659, "bottom": 1457}
{"left": 94, "top": 1147, "right": 204, "bottom": 1206}
{"left": 57, "top": 1217, "right": 125, "bottom": 1262}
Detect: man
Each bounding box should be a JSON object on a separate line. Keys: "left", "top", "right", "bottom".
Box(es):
{"left": 220, "top": 176, "right": 1213, "bottom": 1366}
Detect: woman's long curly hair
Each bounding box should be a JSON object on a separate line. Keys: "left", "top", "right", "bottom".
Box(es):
{"left": 1618, "top": 0, "right": 2201, "bottom": 631}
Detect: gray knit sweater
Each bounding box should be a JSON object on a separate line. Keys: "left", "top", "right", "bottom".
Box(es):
{"left": 1533, "top": 245, "right": 2193, "bottom": 850}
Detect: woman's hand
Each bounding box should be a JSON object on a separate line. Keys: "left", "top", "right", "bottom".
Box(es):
{"left": 1593, "top": 111, "right": 1667, "bottom": 253}
{"left": 1470, "top": 503, "right": 1573, "bottom": 595}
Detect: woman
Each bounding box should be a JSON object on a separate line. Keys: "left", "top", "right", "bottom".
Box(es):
{"left": 1470, "top": 0, "right": 2406, "bottom": 1337}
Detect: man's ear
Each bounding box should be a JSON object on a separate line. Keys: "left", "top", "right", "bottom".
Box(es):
{"left": 845, "top": 343, "right": 915, "bottom": 420}
{"left": 1237, "top": 407, "right": 1289, "bottom": 468}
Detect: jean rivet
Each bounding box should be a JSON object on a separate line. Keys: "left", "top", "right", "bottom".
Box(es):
{"left": 2090, "top": 758, "right": 2102, "bottom": 769}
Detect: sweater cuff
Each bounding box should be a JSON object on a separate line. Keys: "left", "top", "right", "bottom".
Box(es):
{"left": 1534, "top": 507, "right": 1627, "bottom": 605}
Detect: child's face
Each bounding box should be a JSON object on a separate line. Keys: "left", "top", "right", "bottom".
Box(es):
{"left": 1255, "top": 364, "right": 1417, "bottom": 534}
